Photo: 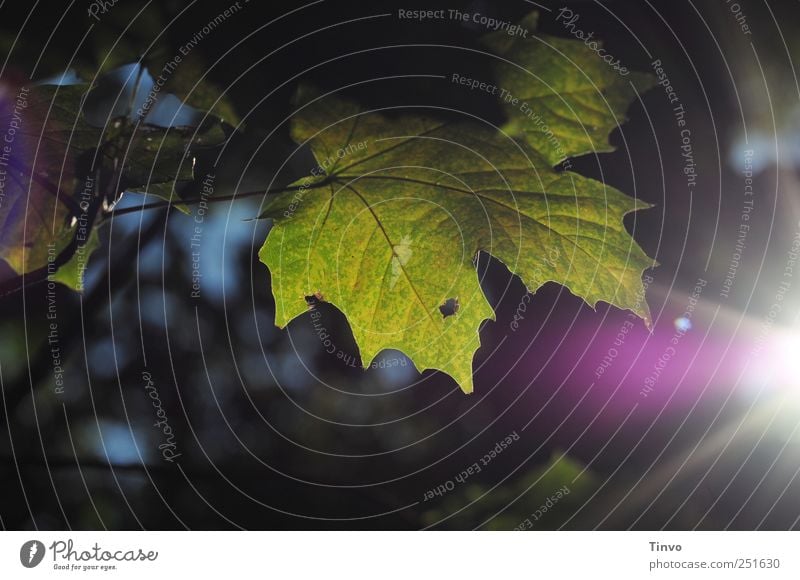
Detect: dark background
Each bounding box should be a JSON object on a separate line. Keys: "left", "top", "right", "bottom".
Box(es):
{"left": 2, "top": 0, "right": 800, "bottom": 530}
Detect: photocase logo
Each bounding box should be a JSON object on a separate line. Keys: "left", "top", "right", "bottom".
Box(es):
{"left": 19, "top": 540, "right": 45, "bottom": 568}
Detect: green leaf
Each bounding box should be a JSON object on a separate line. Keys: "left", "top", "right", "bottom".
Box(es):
{"left": 0, "top": 84, "right": 100, "bottom": 290}
{"left": 123, "top": 118, "right": 226, "bottom": 213}
{"left": 0, "top": 83, "right": 225, "bottom": 289}
{"left": 259, "top": 84, "right": 654, "bottom": 393}
{"left": 48, "top": 228, "right": 101, "bottom": 291}
{"left": 483, "top": 11, "right": 654, "bottom": 165}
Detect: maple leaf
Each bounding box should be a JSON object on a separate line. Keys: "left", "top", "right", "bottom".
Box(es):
{"left": 259, "top": 79, "right": 654, "bottom": 393}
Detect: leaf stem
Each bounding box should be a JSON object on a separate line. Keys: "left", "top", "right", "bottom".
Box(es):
{"left": 107, "top": 179, "right": 330, "bottom": 218}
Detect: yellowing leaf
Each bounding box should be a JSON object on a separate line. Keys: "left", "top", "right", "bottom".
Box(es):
{"left": 259, "top": 81, "right": 654, "bottom": 393}
{"left": 483, "top": 11, "right": 654, "bottom": 165}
